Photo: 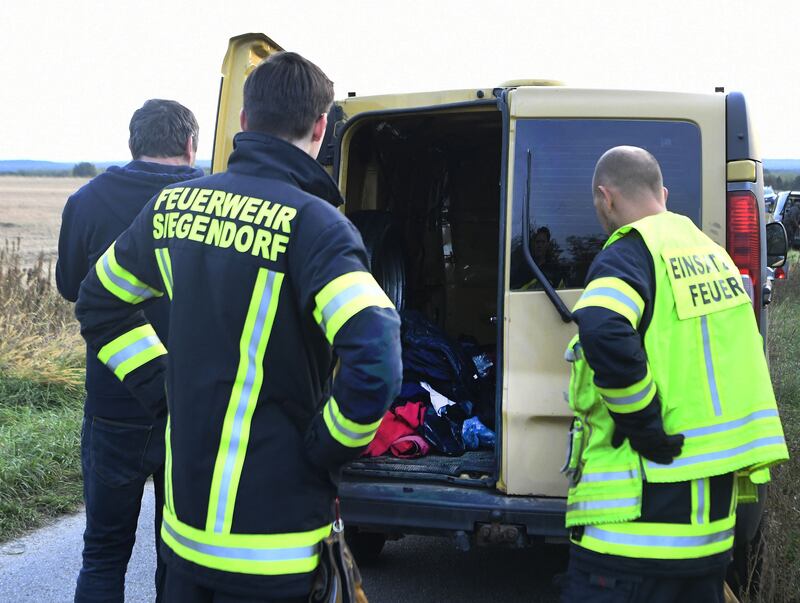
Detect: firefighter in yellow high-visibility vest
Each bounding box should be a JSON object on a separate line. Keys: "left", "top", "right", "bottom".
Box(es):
{"left": 560, "top": 146, "right": 788, "bottom": 603}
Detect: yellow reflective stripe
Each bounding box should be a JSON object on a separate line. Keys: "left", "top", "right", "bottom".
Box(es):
{"left": 322, "top": 397, "right": 382, "bottom": 448}
{"left": 95, "top": 243, "right": 162, "bottom": 304}
{"left": 577, "top": 514, "right": 735, "bottom": 560}
{"left": 206, "top": 269, "right": 283, "bottom": 534}
{"left": 573, "top": 276, "right": 644, "bottom": 328}
{"left": 155, "top": 248, "right": 173, "bottom": 300}
{"left": 313, "top": 271, "right": 394, "bottom": 344}
{"left": 96, "top": 324, "right": 166, "bottom": 381}
{"left": 596, "top": 366, "right": 655, "bottom": 414}
{"left": 162, "top": 508, "right": 328, "bottom": 575}
{"left": 165, "top": 417, "right": 175, "bottom": 513}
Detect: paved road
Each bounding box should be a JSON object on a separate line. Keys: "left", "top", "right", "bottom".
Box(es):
{"left": 0, "top": 483, "right": 563, "bottom": 602}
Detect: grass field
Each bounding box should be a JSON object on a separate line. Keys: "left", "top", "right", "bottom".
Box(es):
{"left": 0, "top": 176, "right": 88, "bottom": 268}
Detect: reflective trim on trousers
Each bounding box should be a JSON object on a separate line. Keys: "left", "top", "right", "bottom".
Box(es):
{"left": 584, "top": 525, "right": 734, "bottom": 548}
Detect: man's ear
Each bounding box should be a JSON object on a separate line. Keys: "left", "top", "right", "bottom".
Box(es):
{"left": 240, "top": 108, "right": 248, "bottom": 132}
{"left": 597, "top": 184, "right": 614, "bottom": 213}
{"left": 311, "top": 113, "right": 328, "bottom": 143}
{"left": 183, "top": 135, "right": 196, "bottom": 165}
{"left": 663, "top": 186, "right": 669, "bottom": 204}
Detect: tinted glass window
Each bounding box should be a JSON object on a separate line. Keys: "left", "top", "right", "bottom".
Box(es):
{"left": 510, "top": 119, "right": 702, "bottom": 290}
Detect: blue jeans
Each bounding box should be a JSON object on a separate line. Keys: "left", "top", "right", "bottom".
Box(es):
{"left": 75, "top": 414, "right": 166, "bottom": 603}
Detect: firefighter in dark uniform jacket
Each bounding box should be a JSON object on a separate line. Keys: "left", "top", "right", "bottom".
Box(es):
{"left": 76, "top": 52, "right": 402, "bottom": 602}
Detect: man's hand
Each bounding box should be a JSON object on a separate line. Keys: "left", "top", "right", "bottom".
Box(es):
{"left": 612, "top": 427, "right": 684, "bottom": 465}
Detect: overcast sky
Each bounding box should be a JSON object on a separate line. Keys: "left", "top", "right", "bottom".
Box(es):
{"left": 1, "top": 0, "right": 797, "bottom": 162}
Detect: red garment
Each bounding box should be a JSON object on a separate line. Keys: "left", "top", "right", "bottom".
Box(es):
{"left": 363, "top": 401, "right": 425, "bottom": 457}
{"left": 389, "top": 435, "right": 430, "bottom": 459}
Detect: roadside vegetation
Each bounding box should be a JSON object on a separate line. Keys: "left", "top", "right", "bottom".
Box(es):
{"left": 744, "top": 255, "right": 800, "bottom": 602}
{"left": 0, "top": 240, "right": 84, "bottom": 542}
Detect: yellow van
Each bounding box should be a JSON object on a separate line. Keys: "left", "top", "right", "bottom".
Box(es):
{"left": 212, "top": 33, "right": 786, "bottom": 573}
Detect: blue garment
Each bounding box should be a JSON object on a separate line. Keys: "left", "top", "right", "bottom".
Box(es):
{"left": 57, "top": 160, "right": 204, "bottom": 420}
{"left": 75, "top": 415, "right": 166, "bottom": 603}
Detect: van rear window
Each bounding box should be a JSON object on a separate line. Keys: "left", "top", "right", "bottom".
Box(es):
{"left": 510, "top": 119, "right": 702, "bottom": 290}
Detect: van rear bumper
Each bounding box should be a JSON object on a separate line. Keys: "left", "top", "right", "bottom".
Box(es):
{"left": 338, "top": 477, "right": 567, "bottom": 541}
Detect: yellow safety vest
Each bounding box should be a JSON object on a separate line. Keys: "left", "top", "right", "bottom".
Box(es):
{"left": 564, "top": 211, "right": 788, "bottom": 559}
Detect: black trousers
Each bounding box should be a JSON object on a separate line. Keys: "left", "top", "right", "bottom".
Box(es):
{"left": 560, "top": 552, "right": 728, "bottom": 603}
{"left": 164, "top": 571, "right": 308, "bottom": 603}
{"left": 75, "top": 414, "right": 166, "bottom": 603}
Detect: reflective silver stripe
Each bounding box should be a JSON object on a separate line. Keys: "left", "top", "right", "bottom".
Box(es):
{"left": 215, "top": 271, "right": 277, "bottom": 533}
{"left": 157, "top": 248, "right": 173, "bottom": 292}
{"left": 163, "top": 521, "right": 318, "bottom": 562}
{"left": 580, "top": 469, "right": 639, "bottom": 483}
{"left": 580, "top": 287, "right": 642, "bottom": 320}
{"left": 325, "top": 400, "right": 379, "bottom": 442}
{"left": 585, "top": 525, "right": 734, "bottom": 548}
{"left": 700, "top": 316, "right": 722, "bottom": 416}
{"left": 696, "top": 479, "right": 705, "bottom": 525}
{"left": 567, "top": 498, "right": 639, "bottom": 512}
{"left": 106, "top": 335, "right": 161, "bottom": 372}
{"left": 682, "top": 409, "right": 780, "bottom": 439}
{"left": 319, "top": 283, "right": 374, "bottom": 332}
{"left": 602, "top": 379, "right": 654, "bottom": 406}
{"left": 102, "top": 254, "right": 157, "bottom": 301}
{"left": 648, "top": 436, "right": 786, "bottom": 470}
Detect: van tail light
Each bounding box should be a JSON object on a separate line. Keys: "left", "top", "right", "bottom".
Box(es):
{"left": 726, "top": 191, "right": 761, "bottom": 322}
{"left": 775, "top": 267, "right": 786, "bottom": 280}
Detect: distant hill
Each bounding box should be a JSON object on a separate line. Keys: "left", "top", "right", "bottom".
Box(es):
{"left": 764, "top": 159, "right": 800, "bottom": 172}
{"left": 0, "top": 159, "right": 211, "bottom": 174}
{"left": 0, "top": 160, "right": 74, "bottom": 173}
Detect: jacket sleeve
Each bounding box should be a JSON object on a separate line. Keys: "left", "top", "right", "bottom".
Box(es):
{"left": 75, "top": 198, "right": 169, "bottom": 417}
{"left": 56, "top": 195, "right": 90, "bottom": 302}
{"left": 289, "top": 205, "right": 402, "bottom": 470}
{"left": 572, "top": 233, "right": 665, "bottom": 435}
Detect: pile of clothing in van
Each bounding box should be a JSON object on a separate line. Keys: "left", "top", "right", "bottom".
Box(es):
{"left": 362, "top": 310, "right": 496, "bottom": 459}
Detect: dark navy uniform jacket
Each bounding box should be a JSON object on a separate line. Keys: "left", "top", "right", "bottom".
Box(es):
{"left": 75, "top": 132, "right": 402, "bottom": 597}
{"left": 56, "top": 160, "right": 204, "bottom": 420}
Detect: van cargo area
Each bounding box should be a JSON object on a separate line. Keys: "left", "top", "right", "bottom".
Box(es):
{"left": 340, "top": 108, "right": 503, "bottom": 486}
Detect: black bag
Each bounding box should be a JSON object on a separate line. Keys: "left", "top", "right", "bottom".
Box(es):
{"left": 309, "top": 500, "right": 368, "bottom": 603}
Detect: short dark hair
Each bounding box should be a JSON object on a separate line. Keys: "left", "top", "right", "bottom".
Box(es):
{"left": 243, "top": 52, "right": 334, "bottom": 141}
{"left": 128, "top": 99, "right": 198, "bottom": 159}
{"left": 592, "top": 146, "right": 663, "bottom": 199}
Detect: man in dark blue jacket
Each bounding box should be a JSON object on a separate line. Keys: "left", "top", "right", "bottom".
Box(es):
{"left": 75, "top": 53, "right": 402, "bottom": 602}
{"left": 57, "top": 99, "right": 204, "bottom": 603}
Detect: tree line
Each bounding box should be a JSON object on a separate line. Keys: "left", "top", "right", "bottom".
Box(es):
{"left": 765, "top": 170, "right": 800, "bottom": 191}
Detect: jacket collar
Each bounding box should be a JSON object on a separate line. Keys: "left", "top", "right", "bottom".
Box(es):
{"left": 227, "top": 131, "right": 344, "bottom": 207}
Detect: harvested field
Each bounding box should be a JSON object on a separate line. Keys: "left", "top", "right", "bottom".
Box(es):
{"left": 0, "top": 176, "right": 88, "bottom": 268}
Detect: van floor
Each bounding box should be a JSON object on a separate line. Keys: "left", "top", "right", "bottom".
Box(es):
{"left": 344, "top": 450, "right": 495, "bottom": 486}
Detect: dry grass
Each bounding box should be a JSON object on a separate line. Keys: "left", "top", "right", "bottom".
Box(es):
{"left": 741, "top": 260, "right": 800, "bottom": 602}
{"left": 0, "top": 239, "right": 85, "bottom": 541}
